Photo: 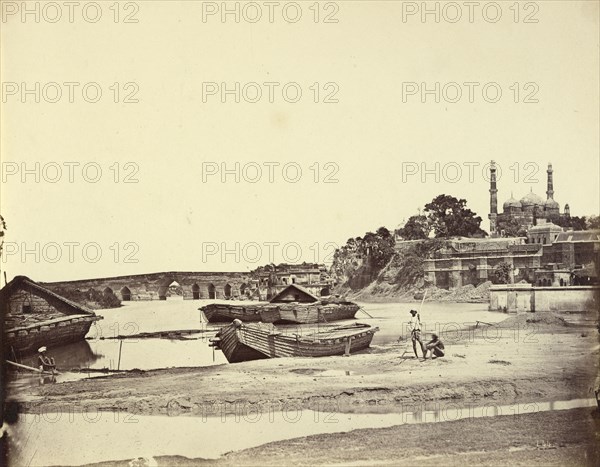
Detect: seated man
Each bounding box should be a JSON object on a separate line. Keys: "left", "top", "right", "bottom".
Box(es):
{"left": 424, "top": 334, "right": 445, "bottom": 360}
{"left": 38, "top": 346, "right": 56, "bottom": 372}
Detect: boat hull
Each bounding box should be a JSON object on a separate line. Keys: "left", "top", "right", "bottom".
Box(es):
{"left": 201, "top": 304, "right": 265, "bottom": 323}
{"left": 5, "top": 315, "right": 101, "bottom": 355}
{"left": 261, "top": 303, "right": 360, "bottom": 324}
{"left": 212, "top": 321, "right": 379, "bottom": 363}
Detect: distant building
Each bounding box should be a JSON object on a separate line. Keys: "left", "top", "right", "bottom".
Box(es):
{"left": 423, "top": 229, "right": 600, "bottom": 289}
{"left": 527, "top": 219, "right": 563, "bottom": 245}
{"left": 488, "top": 161, "right": 570, "bottom": 236}
{"left": 256, "top": 263, "right": 333, "bottom": 300}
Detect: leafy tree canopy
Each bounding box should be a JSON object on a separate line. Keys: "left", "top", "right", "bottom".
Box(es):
{"left": 496, "top": 217, "right": 528, "bottom": 237}
{"left": 555, "top": 215, "right": 587, "bottom": 231}
{"left": 424, "top": 194, "right": 487, "bottom": 238}
{"left": 396, "top": 215, "right": 431, "bottom": 240}
{"left": 586, "top": 215, "right": 600, "bottom": 230}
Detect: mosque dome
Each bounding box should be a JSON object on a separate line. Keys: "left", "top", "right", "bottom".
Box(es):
{"left": 544, "top": 198, "right": 560, "bottom": 209}
{"left": 520, "top": 190, "right": 544, "bottom": 206}
{"left": 503, "top": 194, "right": 522, "bottom": 210}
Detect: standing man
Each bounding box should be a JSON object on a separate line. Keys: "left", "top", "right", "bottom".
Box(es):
{"left": 408, "top": 309, "right": 425, "bottom": 359}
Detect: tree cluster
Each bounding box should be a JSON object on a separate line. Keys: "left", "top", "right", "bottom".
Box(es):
{"left": 331, "top": 226, "right": 396, "bottom": 288}
{"left": 396, "top": 194, "right": 487, "bottom": 240}
{"left": 52, "top": 287, "right": 122, "bottom": 309}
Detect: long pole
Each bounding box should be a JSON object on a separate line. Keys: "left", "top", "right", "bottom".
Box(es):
{"left": 117, "top": 340, "right": 123, "bottom": 371}
{"left": 359, "top": 307, "right": 374, "bottom": 319}
{"left": 418, "top": 289, "right": 427, "bottom": 315}
{"left": 7, "top": 360, "right": 59, "bottom": 375}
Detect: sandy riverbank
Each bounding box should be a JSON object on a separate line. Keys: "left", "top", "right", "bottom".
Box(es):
{"left": 7, "top": 312, "right": 599, "bottom": 466}
{"left": 12, "top": 314, "right": 598, "bottom": 416}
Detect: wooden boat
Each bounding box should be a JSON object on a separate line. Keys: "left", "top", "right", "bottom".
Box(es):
{"left": 259, "top": 302, "right": 360, "bottom": 324}
{"left": 1, "top": 276, "right": 102, "bottom": 355}
{"left": 210, "top": 320, "right": 379, "bottom": 363}
{"left": 200, "top": 303, "right": 272, "bottom": 323}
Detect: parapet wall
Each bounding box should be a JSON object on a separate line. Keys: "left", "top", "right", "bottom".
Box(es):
{"left": 489, "top": 284, "right": 600, "bottom": 313}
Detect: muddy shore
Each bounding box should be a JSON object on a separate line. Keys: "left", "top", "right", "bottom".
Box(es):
{"left": 8, "top": 313, "right": 600, "bottom": 466}
{"left": 13, "top": 314, "right": 598, "bottom": 416}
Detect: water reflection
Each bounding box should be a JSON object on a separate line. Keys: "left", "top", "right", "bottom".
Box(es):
{"left": 8, "top": 398, "right": 597, "bottom": 467}
{"left": 19, "top": 340, "right": 100, "bottom": 371}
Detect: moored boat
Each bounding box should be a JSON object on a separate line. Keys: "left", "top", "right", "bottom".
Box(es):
{"left": 200, "top": 284, "right": 361, "bottom": 324}
{"left": 210, "top": 319, "right": 379, "bottom": 363}
{"left": 259, "top": 302, "right": 360, "bottom": 324}
{"left": 1, "top": 276, "right": 102, "bottom": 356}
{"left": 200, "top": 303, "right": 271, "bottom": 323}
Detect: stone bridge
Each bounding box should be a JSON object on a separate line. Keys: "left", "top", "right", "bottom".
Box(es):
{"left": 42, "top": 271, "right": 253, "bottom": 302}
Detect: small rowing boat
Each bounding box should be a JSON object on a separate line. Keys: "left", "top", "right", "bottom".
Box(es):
{"left": 209, "top": 320, "right": 379, "bottom": 363}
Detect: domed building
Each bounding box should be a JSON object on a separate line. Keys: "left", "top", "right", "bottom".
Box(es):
{"left": 488, "top": 162, "right": 570, "bottom": 237}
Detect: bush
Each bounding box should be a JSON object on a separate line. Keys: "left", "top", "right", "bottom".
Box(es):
{"left": 51, "top": 286, "right": 121, "bottom": 309}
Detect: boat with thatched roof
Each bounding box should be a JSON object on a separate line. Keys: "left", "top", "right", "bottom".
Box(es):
{"left": 200, "top": 284, "right": 360, "bottom": 324}
{"left": 1, "top": 276, "right": 102, "bottom": 356}
{"left": 209, "top": 319, "right": 379, "bottom": 363}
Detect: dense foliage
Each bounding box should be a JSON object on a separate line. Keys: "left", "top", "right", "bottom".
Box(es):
{"left": 424, "top": 194, "right": 487, "bottom": 238}
{"left": 554, "top": 215, "right": 588, "bottom": 231}
{"left": 331, "top": 226, "right": 396, "bottom": 289}
{"left": 392, "top": 238, "right": 447, "bottom": 288}
{"left": 493, "top": 262, "right": 513, "bottom": 284}
{"left": 395, "top": 215, "right": 431, "bottom": 240}
{"left": 496, "top": 217, "right": 528, "bottom": 237}
{"left": 52, "top": 287, "right": 122, "bottom": 309}
{"left": 588, "top": 215, "right": 600, "bottom": 229}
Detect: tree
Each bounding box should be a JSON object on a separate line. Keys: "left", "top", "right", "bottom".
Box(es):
{"left": 493, "top": 262, "right": 512, "bottom": 284}
{"left": 587, "top": 215, "right": 600, "bottom": 230}
{"left": 362, "top": 227, "right": 395, "bottom": 269}
{"left": 555, "top": 215, "right": 587, "bottom": 231}
{"left": 496, "top": 217, "right": 527, "bottom": 237}
{"left": 424, "top": 195, "right": 487, "bottom": 238}
{"left": 396, "top": 215, "right": 431, "bottom": 240}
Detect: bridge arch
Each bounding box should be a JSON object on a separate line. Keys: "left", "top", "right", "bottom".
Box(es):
{"left": 121, "top": 286, "right": 131, "bottom": 301}
{"left": 208, "top": 283, "right": 216, "bottom": 299}
{"left": 192, "top": 283, "right": 200, "bottom": 300}
{"left": 224, "top": 284, "right": 232, "bottom": 298}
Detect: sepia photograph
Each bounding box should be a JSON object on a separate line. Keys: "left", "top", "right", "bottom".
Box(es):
{"left": 1, "top": 1, "right": 599, "bottom": 466}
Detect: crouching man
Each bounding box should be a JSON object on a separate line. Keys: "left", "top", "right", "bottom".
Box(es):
{"left": 38, "top": 346, "right": 56, "bottom": 372}
{"left": 424, "top": 334, "right": 445, "bottom": 360}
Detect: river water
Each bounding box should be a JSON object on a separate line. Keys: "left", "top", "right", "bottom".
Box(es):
{"left": 7, "top": 398, "right": 597, "bottom": 466}
{"left": 9, "top": 298, "right": 508, "bottom": 384}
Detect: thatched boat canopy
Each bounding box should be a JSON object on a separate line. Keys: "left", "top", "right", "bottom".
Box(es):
{"left": 0, "top": 275, "right": 96, "bottom": 316}
{"left": 269, "top": 284, "right": 320, "bottom": 304}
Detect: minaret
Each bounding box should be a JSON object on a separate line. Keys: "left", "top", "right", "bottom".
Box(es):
{"left": 564, "top": 204, "right": 570, "bottom": 217}
{"left": 488, "top": 161, "right": 498, "bottom": 234}
{"left": 546, "top": 163, "right": 554, "bottom": 200}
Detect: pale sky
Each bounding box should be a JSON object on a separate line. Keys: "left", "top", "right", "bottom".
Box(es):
{"left": 1, "top": 1, "right": 599, "bottom": 282}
